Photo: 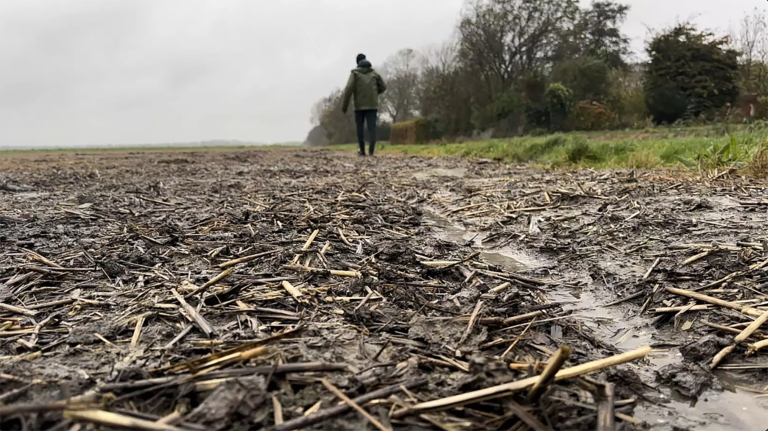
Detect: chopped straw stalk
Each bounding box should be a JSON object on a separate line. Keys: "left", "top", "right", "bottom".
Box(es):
{"left": 394, "top": 346, "right": 651, "bottom": 416}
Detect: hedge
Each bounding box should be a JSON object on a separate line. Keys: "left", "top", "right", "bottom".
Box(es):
{"left": 390, "top": 117, "right": 442, "bottom": 145}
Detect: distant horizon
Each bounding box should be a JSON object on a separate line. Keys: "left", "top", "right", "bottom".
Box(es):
{"left": 0, "top": 139, "right": 303, "bottom": 151}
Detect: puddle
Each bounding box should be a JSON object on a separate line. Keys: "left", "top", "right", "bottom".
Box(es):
{"left": 551, "top": 284, "right": 768, "bottom": 430}
{"left": 11, "top": 192, "right": 47, "bottom": 199}
{"left": 480, "top": 250, "right": 528, "bottom": 273}
{"left": 556, "top": 291, "right": 652, "bottom": 349}
{"left": 422, "top": 206, "right": 766, "bottom": 429}
{"left": 413, "top": 167, "right": 467, "bottom": 180}
{"left": 423, "top": 210, "right": 473, "bottom": 244}
{"left": 636, "top": 390, "right": 768, "bottom": 431}
{"left": 422, "top": 209, "right": 526, "bottom": 272}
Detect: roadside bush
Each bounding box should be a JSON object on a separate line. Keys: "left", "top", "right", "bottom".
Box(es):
{"left": 525, "top": 84, "right": 574, "bottom": 132}
{"left": 644, "top": 24, "right": 739, "bottom": 124}
{"left": 567, "top": 101, "right": 614, "bottom": 131}
{"left": 545, "top": 83, "right": 573, "bottom": 132}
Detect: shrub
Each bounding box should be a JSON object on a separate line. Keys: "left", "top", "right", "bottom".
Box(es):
{"left": 757, "top": 97, "right": 768, "bottom": 120}
{"left": 567, "top": 101, "right": 614, "bottom": 131}
{"left": 525, "top": 83, "right": 574, "bottom": 132}
{"left": 644, "top": 24, "right": 739, "bottom": 124}
{"left": 524, "top": 103, "right": 549, "bottom": 131}
{"left": 545, "top": 83, "right": 573, "bottom": 132}
{"left": 606, "top": 67, "right": 648, "bottom": 128}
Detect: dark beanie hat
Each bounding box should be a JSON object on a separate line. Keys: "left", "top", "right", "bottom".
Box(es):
{"left": 356, "top": 53, "right": 366, "bottom": 63}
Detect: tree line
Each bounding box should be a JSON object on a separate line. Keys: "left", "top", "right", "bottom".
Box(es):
{"left": 306, "top": 0, "right": 768, "bottom": 146}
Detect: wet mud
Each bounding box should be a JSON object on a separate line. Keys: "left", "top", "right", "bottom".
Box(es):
{"left": 0, "top": 149, "right": 767, "bottom": 430}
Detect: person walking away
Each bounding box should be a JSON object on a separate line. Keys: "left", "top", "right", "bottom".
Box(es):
{"left": 342, "top": 54, "right": 386, "bottom": 156}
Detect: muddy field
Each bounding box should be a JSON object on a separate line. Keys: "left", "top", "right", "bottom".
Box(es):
{"left": 1, "top": 149, "right": 767, "bottom": 431}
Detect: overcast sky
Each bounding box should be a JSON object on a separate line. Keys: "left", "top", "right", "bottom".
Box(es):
{"left": 0, "top": 0, "right": 764, "bottom": 148}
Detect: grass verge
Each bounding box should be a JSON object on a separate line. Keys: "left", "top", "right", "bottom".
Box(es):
{"left": 328, "top": 126, "right": 768, "bottom": 171}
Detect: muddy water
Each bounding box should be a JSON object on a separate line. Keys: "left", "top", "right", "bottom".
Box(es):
{"left": 549, "top": 290, "right": 654, "bottom": 353}
{"left": 412, "top": 167, "right": 468, "bottom": 181}
{"left": 422, "top": 210, "right": 526, "bottom": 273}
{"left": 553, "top": 289, "right": 768, "bottom": 430}
{"left": 639, "top": 394, "right": 768, "bottom": 431}
{"left": 423, "top": 209, "right": 768, "bottom": 431}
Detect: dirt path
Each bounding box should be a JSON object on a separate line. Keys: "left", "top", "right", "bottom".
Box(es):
{"left": 1, "top": 149, "right": 767, "bottom": 430}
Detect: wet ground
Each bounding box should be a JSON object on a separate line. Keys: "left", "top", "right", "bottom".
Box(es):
{"left": 1, "top": 148, "right": 767, "bottom": 430}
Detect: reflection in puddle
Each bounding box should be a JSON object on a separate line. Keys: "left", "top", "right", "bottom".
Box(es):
{"left": 552, "top": 287, "right": 768, "bottom": 430}
{"left": 422, "top": 210, "right": 526, "bottom": 272}
{"left": 551, "top": 290, "right": 653, "bottom": 352}
{"left": 480, "top": 250, "right": 527, "bottom": 273}
{"left": 637, "top": 390, "right": 768, "bottom": 431}
{"left": 13, "top": 192, "right": 46, "bottom": 199}
{"left": 423, "top": 211, "right": 471, "bottom": 244}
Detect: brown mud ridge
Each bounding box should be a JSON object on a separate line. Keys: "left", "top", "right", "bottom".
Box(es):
{"left": 0, "top": 149, "right": 767, "bottom": 431}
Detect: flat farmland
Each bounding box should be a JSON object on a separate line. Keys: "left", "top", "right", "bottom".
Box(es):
{"left": 1, "top": 149, "right": 766, "bottom": 430}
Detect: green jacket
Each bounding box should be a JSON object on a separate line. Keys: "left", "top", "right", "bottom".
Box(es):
{"left": 342, "top": 60, "right": 386, "bottom": 112}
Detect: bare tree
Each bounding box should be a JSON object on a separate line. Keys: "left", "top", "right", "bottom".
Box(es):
{"left": 419, "top": 42, "right": 458, "bottom": 117}
{"left": 458, "top": 0, "right": 579, "bottom": 100}
{"left": 379, "top": 48, "right": 422, "bottom": 123}
{"left": 737, "top": 9, "right": 766, "bottom": 84}
{"left": 311, "top": 90, "right": 356, "bottom": 145}
{"left": 420, "top": 42, "right": 458, "bottom": 76}
{"left": 734, "top": 8, "right": 768, "bottom": 94}
{"left": 309, "top": 99, "right": 326, "bottom": 126}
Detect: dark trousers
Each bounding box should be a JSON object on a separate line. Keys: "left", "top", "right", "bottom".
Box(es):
{"left": 355, "top": 109, "right": 377, "bottom": 155}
